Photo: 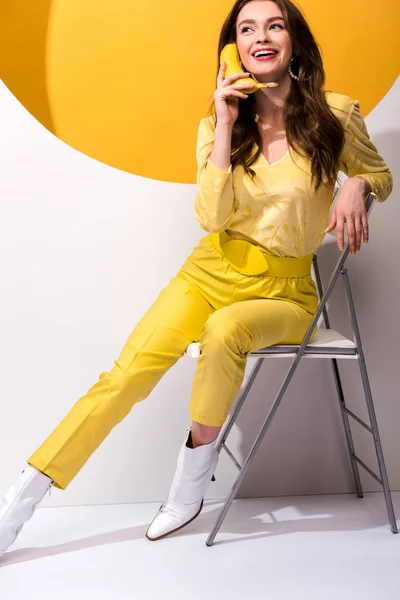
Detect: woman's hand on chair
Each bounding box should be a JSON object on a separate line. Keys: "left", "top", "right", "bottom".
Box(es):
{"left": 325, "top": 177, "right": 370, "bottom": 254}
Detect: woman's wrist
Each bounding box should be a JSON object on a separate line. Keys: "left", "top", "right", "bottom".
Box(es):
{"left": 215, "top": 122, "right": 234, "bottom": 134}
{"left": 210, "top": 123, "right": 233, "bottom": 172}
{"left": 344, "top": 176, "right": 372, "bottom": 201}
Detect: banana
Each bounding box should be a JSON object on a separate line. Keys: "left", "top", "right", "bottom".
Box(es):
{"left": 220, "top": 42, "right": 278, "bottom": 94}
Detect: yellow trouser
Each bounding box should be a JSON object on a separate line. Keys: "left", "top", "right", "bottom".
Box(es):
{"left": 28, "top": 233, "right": 318, "bottom": 489}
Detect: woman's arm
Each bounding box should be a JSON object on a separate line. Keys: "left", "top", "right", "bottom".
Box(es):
{"left": 326, "top": 99, "right": 393, "bottom": 253}
{"left": 194, "top": 117, "right": 236, "bottom": 233}
{"left": 340, "top": 99, "right": 393, "bottom": 202}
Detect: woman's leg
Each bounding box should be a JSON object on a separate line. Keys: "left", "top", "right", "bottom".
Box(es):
{"left": 1, "top": 275, "right": 215, "bottom": 554}
{"left": 27, "top": 275, "right": 214, "bottom": 490}
{"left": 145, "top": 298, "right": 313, "bottom": 541}
{"left": 189, "top": 298, "right": 314, "bottom": 427}
{"left": 189, "top": 298, "right": 312, "bottom": 445}
{"left": 191, "top": 421, "right": 221, "bottom": 447}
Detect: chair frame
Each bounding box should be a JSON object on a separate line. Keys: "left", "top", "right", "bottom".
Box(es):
{"left": 204, "top": 192, "right": 398, "bottom": 546}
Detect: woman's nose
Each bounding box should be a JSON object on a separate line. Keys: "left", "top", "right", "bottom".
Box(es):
{"left": 257, "top": 30, "right": 272, "bottom": 43}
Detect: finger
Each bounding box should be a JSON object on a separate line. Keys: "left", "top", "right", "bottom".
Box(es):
{"left": 336, "top": 215, "right": 345, "bottom": 251}
{"left": 221, "top": 71, "right": 251, "bottom": 87}
{"left": 234, "top": 82, "right": 257, "bottom": 89}
{"left": 355, "top": 215, "right": 362, "bottom": 252}
{"left": 218, "top": 89, "right": 249, "bottom": 101}
{"left": 217, "top": 61, "right": 226, "bottom": 86}
{"left": 346, "top": 216, "right": 356, "bottom": 254}
{"left": 325, "top": 207, "right": 337, "bottom": 232}
{"left": 220, "top": 82, "right": 254, "bottom": 94}
{"left": 361, "top": 212, "right": 369, "bottom": 243}
{"left": 325, "top": 216, "right": 336, "bottom": 233}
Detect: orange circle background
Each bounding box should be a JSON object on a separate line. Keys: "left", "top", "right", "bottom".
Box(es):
{"left": 0, "top": 0, "right": 398, "bottom": 183}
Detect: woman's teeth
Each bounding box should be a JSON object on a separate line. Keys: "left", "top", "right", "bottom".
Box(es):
{"left": 253, "top": 52, "right": 278, "bottom": 61}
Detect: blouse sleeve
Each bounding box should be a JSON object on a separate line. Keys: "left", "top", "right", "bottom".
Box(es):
{"left": 194, "top": 117, "right": 235, "bottom": 232}
{"left": 340, "top": 100, "right": 393, "bottom": 202}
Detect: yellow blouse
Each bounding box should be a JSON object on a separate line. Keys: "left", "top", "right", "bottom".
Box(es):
{"left": 194, "top": 92, "right": 393, "bottom": 258}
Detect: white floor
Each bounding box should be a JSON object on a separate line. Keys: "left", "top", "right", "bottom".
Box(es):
{"left": 1, "top": 492, "right": 399, "bottom": 600}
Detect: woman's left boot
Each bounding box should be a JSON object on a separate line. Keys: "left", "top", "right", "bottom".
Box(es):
{"left": 0, "top": 465, "right": 53, "bottom": 556}
{"left": 146, "top": 427, "right": 219, "bottom": 541}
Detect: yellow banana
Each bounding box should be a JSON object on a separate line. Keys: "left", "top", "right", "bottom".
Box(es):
{"left": 220, "top": 43, "right": 278, "bottom": 94}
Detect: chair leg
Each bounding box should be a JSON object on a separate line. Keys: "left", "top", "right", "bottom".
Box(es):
{"left": 215, "top": 358, "right": 264, "bottom": 455}
{"left": 343, "top": 269, "right": 398, "bottom": 534}
{"left": 207, "top": 286, "right": 334, "bottom": 546}
{"left": 313, "top": 254, "right": 363, "bottom": 498}
{"left": 206, "top": 356, "right": 303, "bottom": 546}
{"left": 330, "top": 358, "right": 364, "bottom": 498}
{"left": 357, "top": 351, "right": 398, "bottom": 533}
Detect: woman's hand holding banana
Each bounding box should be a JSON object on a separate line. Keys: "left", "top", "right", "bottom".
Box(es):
{"left": 214, "top": 63, "right": 255, "bottom": 127}
{"left": 214, "top": 43, "right": 279, "bottom": 128}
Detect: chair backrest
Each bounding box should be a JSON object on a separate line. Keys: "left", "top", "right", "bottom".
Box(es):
{"left": 311, "top": 190, "right": 376, "bottom": 332}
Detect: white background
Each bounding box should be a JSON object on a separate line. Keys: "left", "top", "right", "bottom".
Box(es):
{"left": 0, "top": 78, "right": 398, "bottom": 507}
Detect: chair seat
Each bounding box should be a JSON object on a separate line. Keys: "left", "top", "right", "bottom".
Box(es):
{"left": 185, "top": 328, "right": 357, "bottom": 360}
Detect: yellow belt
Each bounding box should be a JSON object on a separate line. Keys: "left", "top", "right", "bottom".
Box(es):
{"left": 208, "top": 231, "right": 313, "bottom": 278}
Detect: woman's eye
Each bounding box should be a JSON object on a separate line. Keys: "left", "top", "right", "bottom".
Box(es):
{"left": 241, "top": 24, "right": 283, "bottom": 33}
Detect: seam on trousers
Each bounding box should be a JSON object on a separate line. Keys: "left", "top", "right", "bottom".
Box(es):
{"left": 192, "top": 319, "right": 249, "bottom": 425}
{"left": 275, "top": 297, "right": 316, "bottom": 322}
{"left": 191, "top": 350, "right": 246, "bottom": 427}
{"left": 120, "top": 285, "right": 196, "bottom": 374}
{"left": 282, "top": 299, "right": 304, "bottom": 324}
{"left": 41, "top": 286, "right": 199, "bottom": 479}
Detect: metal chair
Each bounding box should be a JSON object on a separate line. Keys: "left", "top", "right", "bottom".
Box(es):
{"left": 185, "top": 192, "right": 398, "bottom": 545}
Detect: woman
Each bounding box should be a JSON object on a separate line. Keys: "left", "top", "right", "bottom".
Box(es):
{"left": 0, "top": 0, "right": 393, "bottom": 553}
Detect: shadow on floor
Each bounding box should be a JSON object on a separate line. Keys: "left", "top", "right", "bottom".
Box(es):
{"left": 1, "top": 491, "right": 399, "bottom": 567}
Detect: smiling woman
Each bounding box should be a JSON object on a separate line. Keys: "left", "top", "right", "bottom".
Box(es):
{"left": 211, "top": 0, "right": 347, "bottom": 190}
{"left": 0, "top": 0, "right": 397, "bottom": 556}
{"left": 0, "top": 0, "right": 397, "bottom": 182}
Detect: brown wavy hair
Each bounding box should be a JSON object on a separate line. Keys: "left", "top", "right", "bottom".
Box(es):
{"left": 206, "top": 0, "right": 347, "bottom": 192}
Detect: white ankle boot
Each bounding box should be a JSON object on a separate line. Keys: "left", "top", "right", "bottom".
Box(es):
{"left": 0, "top": 465, "right": 53, "bottom": 555}
{"left": 146, "top": 428, "right": 219, "bottom": 541}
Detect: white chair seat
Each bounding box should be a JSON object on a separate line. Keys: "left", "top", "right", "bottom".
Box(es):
{"left": 306, "top": 328, "right": 355, "bottom": 348}
{"left": 185, "top": 328, "right": 356, "bottom": 360}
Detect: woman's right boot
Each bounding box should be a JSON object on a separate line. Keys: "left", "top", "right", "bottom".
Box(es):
{"left": 0, "top": 464, "right": 53, "bottom": 555}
